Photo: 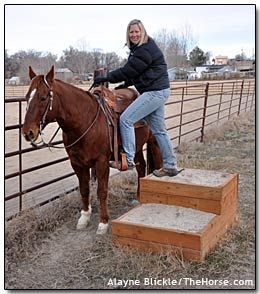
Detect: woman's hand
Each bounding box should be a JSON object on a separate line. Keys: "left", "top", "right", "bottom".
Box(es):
{"left": 94, "top": 77, "right": 108, "bottom": 85}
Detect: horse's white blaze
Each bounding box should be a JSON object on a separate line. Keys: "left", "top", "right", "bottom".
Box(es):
{"left": 76, "top": 206, "right": 92, "bottom": 229}
{"left": 28, "top": 88, "right": 37, "bottom": 107}
{"left": 96, "top": 222, "right": 109, "bottom": 235}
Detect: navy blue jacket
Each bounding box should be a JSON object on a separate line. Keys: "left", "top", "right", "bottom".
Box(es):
{"left": 107, "top": 38, "right": 170, "bottom": 94}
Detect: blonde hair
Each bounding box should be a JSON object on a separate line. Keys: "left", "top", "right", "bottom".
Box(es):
{"left": 126, "top": 19, "right": 149, "bottom": 48}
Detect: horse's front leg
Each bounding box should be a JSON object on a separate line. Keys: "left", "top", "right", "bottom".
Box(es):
{"left": 95, "top": 159, "right": 110, "bottom": 235}
{"left": 75, "top": 168, "right": 92, "bottom": 229}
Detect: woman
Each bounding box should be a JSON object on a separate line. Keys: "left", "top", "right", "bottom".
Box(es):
{"left": 94, "top": 19, "right": 179, "bottom": 177}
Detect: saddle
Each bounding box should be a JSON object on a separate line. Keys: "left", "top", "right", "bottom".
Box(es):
{"left": 91, "top": 85, "right": 144, "bottom": 171}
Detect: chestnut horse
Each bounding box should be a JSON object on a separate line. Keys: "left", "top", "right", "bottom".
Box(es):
{"left": 22, "top": 66, "right": 162, "bottom": 234}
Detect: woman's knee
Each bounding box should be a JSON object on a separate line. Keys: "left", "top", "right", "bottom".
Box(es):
{"left": 120, "top": 113, "right": 134, "bottom": 127}
{"left": 150, "top": 122, "right": 167, "bottom": 135}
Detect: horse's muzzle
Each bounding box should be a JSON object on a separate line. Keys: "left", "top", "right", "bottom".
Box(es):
{"left": 22, "top": 128, "right": 39, "bottom": 142}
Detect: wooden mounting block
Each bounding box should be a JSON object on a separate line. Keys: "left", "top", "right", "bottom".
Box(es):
{"left": 112, "top": 168, "right": 238, "bottom": 261}
{"left": 140, "top": 168, "right": 238, "bottom": 215}
{"left": 112, "top": 201, "right": 237, "bottom": 261}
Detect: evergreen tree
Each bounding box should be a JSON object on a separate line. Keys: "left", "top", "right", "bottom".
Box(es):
{"left": 189, "top": 46, "right": 207, "bottom": 66}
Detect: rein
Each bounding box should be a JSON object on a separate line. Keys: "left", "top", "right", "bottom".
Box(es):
{"left": 31, "top": 82, "right": 101, "bottom": 150}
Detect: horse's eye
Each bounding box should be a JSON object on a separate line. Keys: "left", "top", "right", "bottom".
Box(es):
{"left": 40, "top": 96, "right": 46, "bottom": 101}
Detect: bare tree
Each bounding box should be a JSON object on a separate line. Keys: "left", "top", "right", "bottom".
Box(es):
{"left": 102, "top": 52, "right": 122, "bottom": 71}
{"left": 11, "top": 50, "right": 57, "bottom": 84}
{"left": 153, "top": 24, "right": 196, "bottom": 69}
{"left": 62, "top": 47, "right": 81, "bottom": 73}
{"left": 75, "top": 38, "right": 90, "bottom": 52}
{"left": 153, "top": 28, "right": 168, "bottom": 56}
{"left": 91, "top": 48, "right": 103, "bottom": 69}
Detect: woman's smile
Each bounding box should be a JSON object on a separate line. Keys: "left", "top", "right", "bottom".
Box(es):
{"left": 129, "top": 24, "right": 141, "bottom": 44}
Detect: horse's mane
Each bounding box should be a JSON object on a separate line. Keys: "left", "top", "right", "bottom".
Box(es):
{"left": 54, "top": 78, "right": 93, "bottom": 99}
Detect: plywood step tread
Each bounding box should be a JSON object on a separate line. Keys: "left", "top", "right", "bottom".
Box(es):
{"left": 118, "top": 203, "right": 216, "bottom": 233}
{"left": 146, "top": 168, "right": 235, "bottom": 187}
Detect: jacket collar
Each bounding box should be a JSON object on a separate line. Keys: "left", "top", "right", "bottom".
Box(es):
{"left": 129, "top": 43, "right": 138, "bottom": 51}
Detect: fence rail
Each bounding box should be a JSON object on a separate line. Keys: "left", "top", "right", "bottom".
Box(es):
{"left": 5, "top": 79, "right": 255, "bottom": 219}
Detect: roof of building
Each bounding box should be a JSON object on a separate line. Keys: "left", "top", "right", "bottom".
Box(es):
{"left": 55, "top": 68, "right": 73, "bottom": 73}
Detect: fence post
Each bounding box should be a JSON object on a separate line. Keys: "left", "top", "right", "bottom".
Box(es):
{"left": 217, "top": 82, "right": 224, "bottom": 121}
{"left": 200, "top": 82, "right": 209, "bottom": 142}
{"left": 178, "top": 87, "right": 185, "bottom": 145}
{"left": 245, "top": 80, "right": 251, "bottom": 112}
{"left": 19, "top": 101, "right": 23, "bottom": 211}
{"left": 238, "top": 80, "right": 244, "bottom": 115}
{"left": 250, "top": 82, "right": 255, "bottom": 110}
{"left": 228, "top": 82, "right": 235, "bottom": 119}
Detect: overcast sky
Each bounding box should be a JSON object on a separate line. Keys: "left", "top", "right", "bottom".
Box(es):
{"left": 4, "top": 4, "right": 256, "bottom": 60}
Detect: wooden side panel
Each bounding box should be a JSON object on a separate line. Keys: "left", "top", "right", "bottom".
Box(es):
{"left": 219, "top": 173, "right": 239, "bottom": 193}
{"left": 201, "top": 211, "right": 237, "bottom": 257}
{"left": 200, "top": 190, "right": 238, "bottom": 257}
{"left": 140, "top": 173, "right": 238, "bottom": 215}
{"left": 140, "top": 191, "right": 222, "bottom": 214}
{"left": 140, "top": 178, "right": 222, "bottom": 200}
{"left": 113, "top": 235, "right": 203, "bottom": 261}
{"left": 112, "top": 220, "right": 202, "bottom": 250}
{"left": 219, "top": 175, "right": 238, "bottom": 214}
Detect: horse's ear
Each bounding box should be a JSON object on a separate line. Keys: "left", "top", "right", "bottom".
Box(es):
{"left": 29, "top": 66, "right": 36, "bottom": 80}
{"left": 46, "top": 65, "right": 55, "bottom": 84}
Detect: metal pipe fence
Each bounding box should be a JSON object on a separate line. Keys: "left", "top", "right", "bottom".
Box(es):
{"left": 4, "top": 79, "right": 255, "bottom": 219}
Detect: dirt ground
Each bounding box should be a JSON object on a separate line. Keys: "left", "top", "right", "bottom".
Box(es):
{"left": 5, "top": 110, "right": 255, "bottom": 290}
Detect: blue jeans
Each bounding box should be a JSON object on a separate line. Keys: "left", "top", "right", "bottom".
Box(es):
{"left": 119, "top": 88, "right": 177, "bottom": 169}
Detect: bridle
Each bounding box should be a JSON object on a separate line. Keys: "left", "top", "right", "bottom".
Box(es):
{"left": 28, "top": 77, "right": 101, "bottom": 150}
{"left": 39, "top": 76, "right": 54, "bottom": 132}
{"left": 26, "top": 76, "right": 54, "bottom": 148}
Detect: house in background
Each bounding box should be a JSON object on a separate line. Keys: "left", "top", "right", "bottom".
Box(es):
{"left": 194, "top": 66, "right": 210, "bottom": 78}
{"left": 8, "top": 76, "right": 20, "bottom": 85}
{"left": 214, "top": 55, "right": 228, "bottom": 65}
{"left": 55, "top": 68, "right": 74, "bottom": 82}
{"left": 234, "top": 60, "right": 255, "bottom": 72}
{"left": 167, "top": 67, "right": 188, "bottom": 80}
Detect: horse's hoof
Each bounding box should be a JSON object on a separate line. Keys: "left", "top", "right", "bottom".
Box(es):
{"left": 96, "top": 222, "right": 109, "bottom": 235}
{"left": 76, "top": 208, "right": 92, "bottom": 229}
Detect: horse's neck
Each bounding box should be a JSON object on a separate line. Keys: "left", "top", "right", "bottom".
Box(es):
{"left": 54, "top": 81, "right": 98, "bottom": 132}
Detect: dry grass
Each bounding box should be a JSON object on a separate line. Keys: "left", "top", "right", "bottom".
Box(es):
{"left": 5, "top": 191, "right": 81, "bottom": 266}
{"left": 5, "top": 110, "right": 255, "bottom": 290}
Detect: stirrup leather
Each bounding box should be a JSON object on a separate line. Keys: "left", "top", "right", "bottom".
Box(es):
{"left": 120, "top": 153, "right": 128, "bottom": 171}
{"left": 109, "top": 153, "right": 128, "bottom": 171}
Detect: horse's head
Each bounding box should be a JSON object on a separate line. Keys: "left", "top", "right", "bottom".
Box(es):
{"left": 22, "top": 66, "right": 55, "bottom": 143}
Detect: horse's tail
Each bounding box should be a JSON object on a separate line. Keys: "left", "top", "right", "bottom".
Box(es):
{"left": 146, "top": 132, "right": 163, "bottom": 174}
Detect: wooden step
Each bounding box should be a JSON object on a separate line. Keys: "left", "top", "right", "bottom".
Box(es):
{"left": 140, "top": 168, "right": 238, "bottom": 215}
{"left": 112, "top": 202, "right": 237, "bottom": 261}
